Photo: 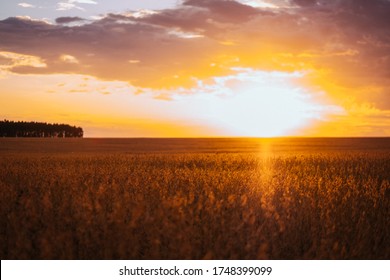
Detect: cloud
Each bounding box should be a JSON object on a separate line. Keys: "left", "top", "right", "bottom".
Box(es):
{"left": 238, "top": 0, "right": 280, "bottom": 8}
{"left": 60, "top": 54, "right": 79, "bottom": 64}
{"left": 1, "top": 0, "right": 390, "bottom": 109}
{"left": 18, "top": 3, "right": 35, "bottom": 8}
{"left": 183, "top": 0, "right": 266, "bottom": 21}
{"left": 57, "top": 2, "right": 82, "bottom": 11}
{"left": 56, "top": 0, "right": 97, "bottom": 11}
{"left": 291, "top": 0, "right": 317, "bottom": 7}
{"left": 55, "top": 16, "right": 85, "bottom": 24}
{"left": 0, "top": 51, "right": 47, "bottom": 70}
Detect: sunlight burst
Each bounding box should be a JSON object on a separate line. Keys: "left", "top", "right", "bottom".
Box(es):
{"left": 192, "top": 69, "right": 332, "bottom": 137}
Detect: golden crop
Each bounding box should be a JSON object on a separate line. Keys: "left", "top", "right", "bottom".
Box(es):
{"left": 0, "top": 139, "right": 389, "bottom": 259}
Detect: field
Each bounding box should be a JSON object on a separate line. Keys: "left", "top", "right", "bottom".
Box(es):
{"left": 0, "top": 138, "right": 389, "bottom": 259}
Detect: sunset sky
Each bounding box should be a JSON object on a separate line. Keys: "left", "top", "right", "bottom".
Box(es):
{"left": 1, "top": 0, "right": 390, "bottom": 137}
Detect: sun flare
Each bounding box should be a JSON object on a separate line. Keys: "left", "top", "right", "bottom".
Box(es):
{"left": 187, "top": 69, "right": 337, "bottom": 137}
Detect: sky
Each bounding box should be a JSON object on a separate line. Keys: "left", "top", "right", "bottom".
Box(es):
{"left": 1, "top": 0, "right": 390, "bottom": 137}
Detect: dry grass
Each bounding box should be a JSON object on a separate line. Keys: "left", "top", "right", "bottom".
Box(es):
{"left": 0, "top": 139, "right": 389, "bottom": 259}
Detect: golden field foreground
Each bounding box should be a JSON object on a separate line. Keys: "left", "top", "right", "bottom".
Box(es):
{"left": 0, "top": 138, "right": 389, "bottom": 259}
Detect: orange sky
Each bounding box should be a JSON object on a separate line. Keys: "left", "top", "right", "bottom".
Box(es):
{"left": 1, "top": 0, "right": 390, "bottom": 137}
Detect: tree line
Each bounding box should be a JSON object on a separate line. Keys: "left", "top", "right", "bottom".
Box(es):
{"left": 0, "top": 120, "right": 83, "bottom": 138}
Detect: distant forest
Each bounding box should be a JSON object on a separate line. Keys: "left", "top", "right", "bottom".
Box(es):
{"left": 0, "top": 120, "right": 83, "bottom": 138}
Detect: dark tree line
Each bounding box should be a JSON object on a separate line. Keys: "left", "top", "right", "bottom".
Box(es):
{"left": 0, "top": 120, "right": 83, "bottom": 138}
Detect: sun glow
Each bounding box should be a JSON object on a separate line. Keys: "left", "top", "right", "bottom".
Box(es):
{"left": 177, "top": 69, "right": 340, "bottom": 137}
{"left": 217, "top": 89, "right": 317, "bottom": 137}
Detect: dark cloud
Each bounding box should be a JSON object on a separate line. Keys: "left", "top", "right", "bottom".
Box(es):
{"left": 291, "top": 0, "right": 317, "bottom": 7}
{"left": 0, "top": 16, "right": 53, "bottom": 30}
{"left": 0, "top": 15, "right": 224, "bottom": 88}
{"left": 137, "top": 7, "right": 212, "bottom": 34}
{"left": 55, "top": 17, "right": 85, "bottom": 24}
{"left": 183, "top": 0, "right": 267, "bottom": 21}
{"left": 0, "top": 0, "right": 389, "bottom": 107}
{"left": 138, "top": 0, "right": 273, "bottom": 39}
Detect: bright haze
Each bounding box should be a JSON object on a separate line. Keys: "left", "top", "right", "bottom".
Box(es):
{"left": 1, "top": 0, "right": 389, "bottom": 137}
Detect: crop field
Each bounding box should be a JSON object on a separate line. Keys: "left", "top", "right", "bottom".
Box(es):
{"left": 0, "top": 138, "right": 389, "bottom": 259}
